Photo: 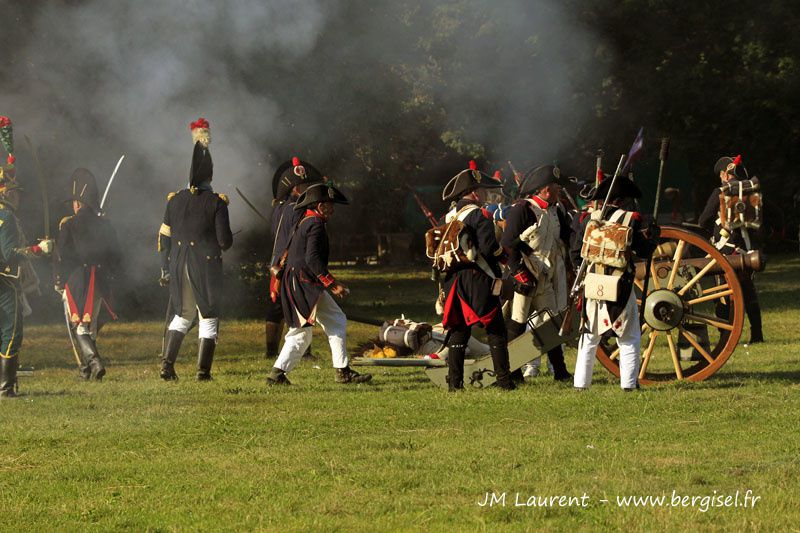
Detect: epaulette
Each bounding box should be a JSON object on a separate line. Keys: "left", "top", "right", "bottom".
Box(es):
{"left": 166, "top": 191, "right": 177, "bottom": 201}
{"left": 217, "top": 193, "right": 229, "bottom": 205}
{"left": 59, "top": 215, "right": 73, "bottom": 230}
{"left": 631, "top": 212, "right": 643, "bottom": 222}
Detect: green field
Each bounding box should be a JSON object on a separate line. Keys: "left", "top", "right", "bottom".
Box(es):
{"left": 1, "top": 257, "right": 799, "bottom": 531}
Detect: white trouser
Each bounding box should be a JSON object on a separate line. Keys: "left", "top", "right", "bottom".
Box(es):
{"left": 511, "top": 287, "right": 556, "bottom": 377}
{"left": 574, "top": 291, "right": 641, "bottom": 389}
{"left": 63, "top": 295, "right": 102, "bottom": 338}
{"left": 275, "top": 291, "right": 348, "bottom": 373}
{"left": 167, "top": 265, "right": 219, "bottom": 339}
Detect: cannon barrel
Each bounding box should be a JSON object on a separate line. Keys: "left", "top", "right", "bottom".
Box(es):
{"left": 635, "top": 250, "right": 765, "bottom": 280}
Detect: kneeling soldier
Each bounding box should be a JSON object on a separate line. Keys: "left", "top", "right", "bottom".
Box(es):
{"left": 572, "top": 177, "right": 657, "bottom": 390}
{"left": 157, "top": 118, "right": 233, "bottom": 381}
{"left": 501, "top": 164, "right": 572, "bottom": 382}
{"left": 267, "top": 182, "right": 371, "bottom": 385}
{"left": 55, "top": 168, "right": 122, "bottom": 380}
{"left": 438, "top": 161, "right": 515, "bottom": 391}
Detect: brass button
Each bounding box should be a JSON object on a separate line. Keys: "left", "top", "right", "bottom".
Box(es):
{"left": 190, "top": 241, "right": 195, "bottom": 246}
{"left": 177, "top": 240, "right": 182, "bottom": 245}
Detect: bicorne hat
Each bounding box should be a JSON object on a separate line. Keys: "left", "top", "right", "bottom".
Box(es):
{"left": 272, "top": 157, "right": 324, "bottom": 203}
{"left": 294, "top": 182, "right": 348, "bottom": 210}
{"left": 442, "top": 160, "right": 502, "bottom": 202}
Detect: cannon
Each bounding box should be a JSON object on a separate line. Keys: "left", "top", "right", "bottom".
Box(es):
{"left": 594, "top": 225, "right": 764, "bottom": 384}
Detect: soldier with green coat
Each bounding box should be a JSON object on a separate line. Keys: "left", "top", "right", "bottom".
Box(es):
{"left": 0, "top": 116, "right": 54, "bottom": 398}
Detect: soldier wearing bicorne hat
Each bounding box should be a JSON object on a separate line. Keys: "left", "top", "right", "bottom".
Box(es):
{"left": 437, "top": 160, "right": 515, "bottom": 391}
{"left": 501, "top": 164, "right": 573, "bottom": 382}
{"left": 54, "top": 168, "right": 122, "bottom": 380}
{"left": 266, "top": 182, "right": 372, "bottom": 385}
{"left": 265, "top": 157, "right": 324, "bottom": 359}
{"left": 0, "top": 116, "right": 54, "bottom": 398}
{"left": 157, "top": 118, "right": 233, "bottom": 381}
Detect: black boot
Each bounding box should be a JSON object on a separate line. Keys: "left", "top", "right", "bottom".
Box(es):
{"left": 265, "top": 321, "right": 283, "bottom": 358}
{"left": 505, "top": 319, "right": 527, "bottom": 342}
{"left": 490, "top": 343, "right": 516, "bottom": 391}
{"left": 0, "top": 356, "right": 18, "bottom": 398}
{"left": 160, "top": 330, "right": 185, "bottom": 381}
{"left": 335, "top": 366, "right": 372, "bottom": 384}
{"left": 196, "top": 338, "right": 216, "bottom": 381}
{"left": 76, "top": 334, "right": 105, "bottom": 381}
{"left": 747, "top": 303, "right": 764, "bottom": 344}
{"left": 446, "top": 343, "right": 466, "bottom": 391}
{"left": 547, "top": 345, "right": 572, "bottom": 382}
{"left": 266, "top": 366, "right": 291, "bottom": 385}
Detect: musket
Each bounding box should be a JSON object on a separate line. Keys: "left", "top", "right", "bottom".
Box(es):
{"left": 23, "top": 135, "right": 50, "bottom": 239}
{"left": 99, "top": 155, "right": 125, "bottom": 213}
{"left": 595, "top": 149, "right": 604, "bottom": 187}
{"left": 639, "top": 138, "right": 670, "bottom": 321}
{"left": 559, "top": 153, "right": 627, "bottom": 337}
{"left": 507, "top": 160, "right": 523, "bottom": 187}
{"left": 235, "top": 187, "right": 269, "bottom": 224}
{"left": 407, "top": 186, "right": 438, "bottom": 227}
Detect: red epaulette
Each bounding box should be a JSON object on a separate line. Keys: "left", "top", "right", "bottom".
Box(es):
{"left": 480, "top": 207, "right": 491, "bottom": 219}
{"left": 631, "top": 212, "right": 643, "bottom": 222}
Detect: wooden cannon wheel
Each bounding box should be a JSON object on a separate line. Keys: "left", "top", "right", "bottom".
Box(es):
{"left": 595, "top": 226, "right": 745, "bottom": 384}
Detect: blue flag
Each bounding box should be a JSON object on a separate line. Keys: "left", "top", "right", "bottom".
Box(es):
{"left": 620, "top": 127, "right": 644, "bottom": 176}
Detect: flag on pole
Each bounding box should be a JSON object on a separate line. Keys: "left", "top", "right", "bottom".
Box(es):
{"left": 620, "top": 126, "right": 644, "bottom": 176}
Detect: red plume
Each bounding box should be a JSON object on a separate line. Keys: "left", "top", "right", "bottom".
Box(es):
{"left": 7, "top": 154, "right": 14, "bottom": 165}
{"left": 493, "top": 170, "right": 502, "bottom": 180}
{"left": 597, "top": 169, "right": 605, "bottom": 183}
{"left": 189, "top": 117, "right": 210, "bottom": 130}
{"left": 0, "top": 116, "right": 10, "bottom": 128}
{"left": 732, "top": 155, "right": 742, "bottom": 166}
{"left": 292, "top": 156, "right": 301, "bottom": 167}
{"left": 468, "top": 160, "right": 477, "bottom": 171}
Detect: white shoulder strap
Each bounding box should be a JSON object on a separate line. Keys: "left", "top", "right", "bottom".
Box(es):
{"left": 456, "top": 204, "right": 480, "bottom": 222}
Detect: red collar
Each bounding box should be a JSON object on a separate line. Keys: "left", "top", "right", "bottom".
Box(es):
{"left": 304, "top": 209, "right": 325, "bottom": 221}
{"left": 530, "top": 195, "right": 549, "bottom": 209}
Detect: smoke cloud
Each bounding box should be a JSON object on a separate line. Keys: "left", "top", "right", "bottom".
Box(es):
{"left": 2, "top": 0, "right": 609, "bottom": 318}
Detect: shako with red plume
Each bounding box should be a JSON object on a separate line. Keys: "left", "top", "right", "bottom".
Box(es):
{"left": 714, "top": 154, "right": 749, "bottom": 180}
{"left": 190, "top": 117, "right": 210, "bottom": 147}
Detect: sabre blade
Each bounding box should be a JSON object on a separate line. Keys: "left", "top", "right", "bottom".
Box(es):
{"left": 23, "top": 135, "right": 50, "bottom": 239}
{"left": 235, "top": 187, "right": 269, "bottom": 223}
{"left": 99, "top": 155, "right": 125, "bottom": 212}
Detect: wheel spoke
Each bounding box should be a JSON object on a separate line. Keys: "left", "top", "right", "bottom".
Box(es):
{"left": 610, "top": 345, "right": 620, "bottom": 360}
{"left": 638, "top": 330, "right": 659, "bottom": 379}
{"left": 679, "top": 327, "right": 715, "bottom": 364}
{"left": 667, "top": 240, "right": 686, "bottom": 290}
{"left": 701, "top": 283, "right": 729, "bottom": 295}
{"left": 684, "top": 312, "right": 734, "bottom": 331}
{"left": 686, "top": 289, "right": 734, "bottom": 306}
{"left": 650, "top": 261, "right": 661, "bottom": 290}
{"left": 678, "top": 258, "right": 718, "bottom": 296}
{"left": 665, "top": 331, "right": 683, "bottom": 379}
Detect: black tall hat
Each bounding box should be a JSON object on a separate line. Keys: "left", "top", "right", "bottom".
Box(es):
{"left": 713, "top": 155, "right": 749, "bottom": 180}
{"left": 66, "top": 168, "right": 100, "bottom": 211}
{"left": 294, "top": 182, "right": 348, "bottom": 210}
{"left": 441, "top": 160, "right": 501, "bottom": 202}
{"left": 272, "top": 156, "right": 324, "bottom": 203}
{"left": 519, "top": 164, "right": 561, "bottom": 196}
{"left": 189, "top": 118, "right": 213, "bottom": 188}
{"left": 591, "top": 176, "right": 642, "bottom": 201}
{"left": 190, "top": 142, "right": 213, "bottom": 188}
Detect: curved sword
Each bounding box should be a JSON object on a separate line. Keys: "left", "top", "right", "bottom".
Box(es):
{"left": 99, "top": 155, "right": 125, "bottom": 213}
{"left": 235, "top": 186, "right": 269, "bottom": 223}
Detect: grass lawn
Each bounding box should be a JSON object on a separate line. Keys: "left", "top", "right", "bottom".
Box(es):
{"left": 1, "top": 256, "right": 798, "bottom": 531}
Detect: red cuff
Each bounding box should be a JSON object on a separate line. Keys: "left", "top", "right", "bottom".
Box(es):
{"left": 318, "top": 273, "right": 335, "bottom": 287}
{"left": 513, "top": 270, "right": 532, "bottom": 284}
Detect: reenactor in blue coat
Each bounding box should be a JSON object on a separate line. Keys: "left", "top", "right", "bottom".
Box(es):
{"left": 54, "top": 168, "right": 122, "bottom": 380}
{"left": 267, "top": 182, "right": 371, "bottom": 385}
{"left": 157, "top": 118, "right": 233, "bottom": 381}
{"left": 265, "top": 157, "right": 323, "bottom": 358}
